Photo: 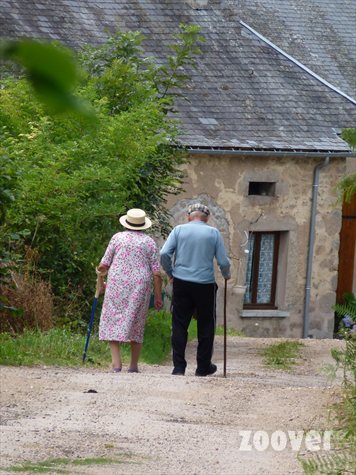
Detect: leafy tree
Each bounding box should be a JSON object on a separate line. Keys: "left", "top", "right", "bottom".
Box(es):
{"left": 338, "top": 128, "right": 356, "bottom": 203}
{"left": 341, "top": 128, "right": 356, "bottom": 150}
{"left": 337, "top": 172, "right": 356, "bottom": 203}
{"left": 0, "top": 25, "right": 204, "bottom": 323}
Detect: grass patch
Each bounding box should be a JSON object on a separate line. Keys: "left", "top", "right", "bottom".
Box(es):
{"left": 4, "top": 456, "right": 129, "bottom": 473}
{"left": 0, "top": 309, "right": 172, "bottom": 367}
{"left": 216, "top": 325, "right": 243, "bottom": 337}
{"left": 262, "top": 340, "right": 304, "bottom": 370}
{"left": 0, "top": 327, "right": 112, "bottom": 367}
{"left": 188, "top": 319, "right": 243, "bottom": 340}
{"left": 0, "top": 310, "right": 242, "bottom": 368}
{"left": 140, "top": 309, "right": 172, "bottom": 364}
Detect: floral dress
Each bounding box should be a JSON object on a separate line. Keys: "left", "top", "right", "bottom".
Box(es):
{"left": 98, "top": 231, "right": 160, "bottom": 343}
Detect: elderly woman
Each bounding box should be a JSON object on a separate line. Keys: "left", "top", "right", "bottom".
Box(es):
{"left": 96, "top": 208, "right": 162, "bottom": 373}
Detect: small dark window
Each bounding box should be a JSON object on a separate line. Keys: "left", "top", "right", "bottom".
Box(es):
{"left": 248, "top": 182, "right": 276, "bottom": 196}
{"left": 244, "top": 232, "right": 280, "bottom": 308}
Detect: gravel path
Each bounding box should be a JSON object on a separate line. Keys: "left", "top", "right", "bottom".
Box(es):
{"left": 0, "top": 337, "right": 345, "bottom": 475}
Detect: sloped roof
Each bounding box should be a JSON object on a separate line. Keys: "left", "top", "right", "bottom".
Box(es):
{"left": 1, "top": 0, "right": 355, "bottom": 152}
{"left": 229, "top": 0, "right": 356, "bottom": 100}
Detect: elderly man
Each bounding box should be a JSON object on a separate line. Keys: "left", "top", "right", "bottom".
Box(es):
{"left": 160, "top": 203, "right": 231, "bottom": 376}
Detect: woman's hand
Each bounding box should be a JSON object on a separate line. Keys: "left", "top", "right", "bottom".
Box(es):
{"left": 96, "top": 265, "right": 108, "bottom": 277}
{"left": 154, "top": 295, "right": 163, "bottom": 311}
{"left": 99, "top": 280, "right": 106, "bottom": 295}
{"left": 96, "top": 265, "right": 108, "bottom": 295}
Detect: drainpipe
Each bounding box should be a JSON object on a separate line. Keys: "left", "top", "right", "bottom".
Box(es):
{"left": 303, "top": 157, "right": 330, "bottom": 338}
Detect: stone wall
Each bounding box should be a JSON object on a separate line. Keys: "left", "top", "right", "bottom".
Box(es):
{"left": 163, "top": 154, "right": 346, "bottom": 338}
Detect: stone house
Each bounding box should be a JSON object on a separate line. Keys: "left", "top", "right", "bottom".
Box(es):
{"left": 1, "top": 0, "right": 355, "bottom": 338}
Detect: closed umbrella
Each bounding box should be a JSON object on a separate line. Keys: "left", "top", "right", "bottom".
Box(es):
{"left": 82, "top": 274, "right": 104, "bottom": 363}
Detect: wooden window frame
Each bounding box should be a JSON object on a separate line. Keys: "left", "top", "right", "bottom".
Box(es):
{"left": 244, "top": 231, "right": 280, "bottom": 309}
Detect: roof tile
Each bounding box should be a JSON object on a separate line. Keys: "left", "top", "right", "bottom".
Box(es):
{"left": 1, "top": 0, "right": 355, "bottom": 151}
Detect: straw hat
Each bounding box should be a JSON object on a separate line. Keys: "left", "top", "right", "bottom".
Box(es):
{"left": 119, "top": 208, "right": 152, "bottom": 230}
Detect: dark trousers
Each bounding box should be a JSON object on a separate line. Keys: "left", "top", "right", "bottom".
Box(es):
{"left": 172, "top": 278, "right": 217, "bottom": 372}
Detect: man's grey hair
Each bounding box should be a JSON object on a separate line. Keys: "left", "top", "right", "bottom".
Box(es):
{"left": 188, "top": 210, "right": 209, "bottom": 219}
{"left": 187, "top": 203, "right": 210, "bottom": 216}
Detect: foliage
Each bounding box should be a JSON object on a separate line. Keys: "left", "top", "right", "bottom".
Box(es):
{"left": 79, "top": 24, "right": 205, "bottom": 113}
{"left": 333, "top": 292, "right": 356, "bottom": 342}
{"left": 337, "top": 128, "right": 356, "bottom": 203}
{"left": 0, "top": 270, "right": 54, "bottom": 333}
{"left": 0, "top": 153, "right": 16, "bottom": 226}
{"left": 301, "top": 341, "right": 356, "bottom": 474}
{"left": 262, "top": 340, "right": 304, "bottom": 370}
{"left": 341, "top": 128, "right": 356, "bottom": 150}
{"left": 336, "top": 172, "right": 356, "bottom": 204}
{"left": 0, "top": 26, "right": 204, "bottom": 322}
{"left": 300, "top": 297, "right": 355, "bottom": 474}
{"left": 0, "top": 309, "right": 172, "bottom": 366}
{"left": 301, "top": 451, "right": 355, "bottom": 475}
{"left": 156, "top": 23, "right": 206, "bottom": 107}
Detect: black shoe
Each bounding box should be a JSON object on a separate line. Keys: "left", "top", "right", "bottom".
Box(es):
{"left": 195, "top": 363, "right": 217, "bottom": 377}
{"left": 172, "top": 367, "right": 185, "bottom": 376}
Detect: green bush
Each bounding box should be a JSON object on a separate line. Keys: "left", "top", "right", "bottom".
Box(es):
{"left": 333, "top": 292, "right": 356, "bottom": 340}
{"left": 0, "top": 26, "right": 204, "bottom": 325}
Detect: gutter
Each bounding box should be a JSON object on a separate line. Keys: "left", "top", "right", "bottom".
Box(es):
{"left": 185, "top": 148, "right": 354, "bottom": 159}
{"left": 303, "top": 157, "right": 330, "bottom": 338}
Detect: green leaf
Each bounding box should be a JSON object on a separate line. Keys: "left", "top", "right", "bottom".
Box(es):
{"left": 2, "top": 40, "right": 76, "bottom": 89}
{"left": 0, "top": 40, "right": 93, "bottom": 116}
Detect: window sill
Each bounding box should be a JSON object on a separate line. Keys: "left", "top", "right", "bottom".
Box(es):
{"left": 240, "top": 310, "right": 289, "bottom": 318}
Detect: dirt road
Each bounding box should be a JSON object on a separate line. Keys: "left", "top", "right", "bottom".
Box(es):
{"left": 0, "top": 337, "right": 344, "bottom": 475}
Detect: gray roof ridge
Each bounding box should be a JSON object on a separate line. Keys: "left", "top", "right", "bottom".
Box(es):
{"left": 239, "top": 20, "right": 356, "bottom": 106}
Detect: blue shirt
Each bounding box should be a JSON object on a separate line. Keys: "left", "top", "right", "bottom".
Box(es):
{"left": 160, "top": 221, "right": 231, "bottom": 284}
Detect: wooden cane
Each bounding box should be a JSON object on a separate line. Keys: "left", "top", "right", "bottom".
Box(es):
{"left": 223, "top": 279, "right": 227, "bottom": 377}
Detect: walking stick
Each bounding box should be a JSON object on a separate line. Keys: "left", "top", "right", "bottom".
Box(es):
{"left": 82, "top": 275, "right": 103, "bottom": 363}
{"left": 223, "top": 279, "right": 227, "bottom": 377}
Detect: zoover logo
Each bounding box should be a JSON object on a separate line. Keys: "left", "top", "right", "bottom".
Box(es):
{"left": 238, "top": 430, "right": 332, "bottom": 452}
